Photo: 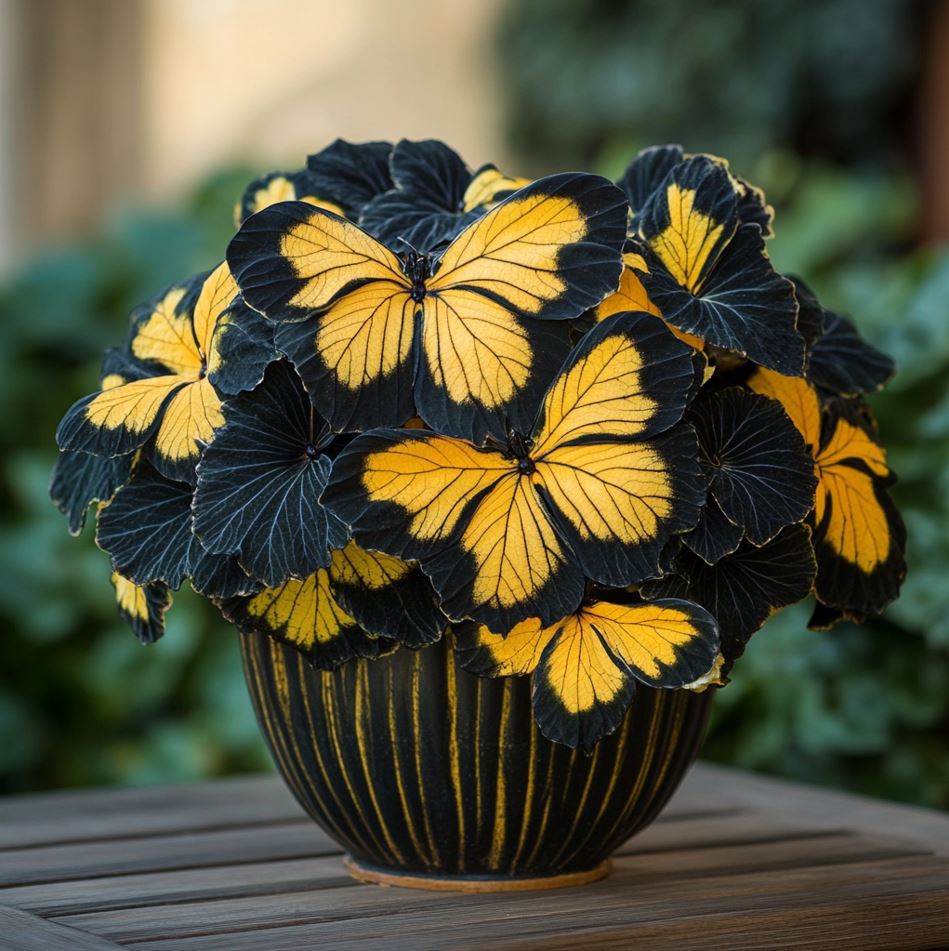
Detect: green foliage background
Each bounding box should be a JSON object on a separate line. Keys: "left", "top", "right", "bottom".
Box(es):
{"left": 2, "top": 0, "right": 946, "bottom": 808}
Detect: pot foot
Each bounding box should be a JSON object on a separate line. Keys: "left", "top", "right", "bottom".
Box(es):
{"left": 343, "top": 855, "right": 612, "bottom": 892}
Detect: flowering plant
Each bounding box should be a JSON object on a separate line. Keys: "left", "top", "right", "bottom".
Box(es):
{"left": 52, "top": 139, "right": 905, "bottom": 750}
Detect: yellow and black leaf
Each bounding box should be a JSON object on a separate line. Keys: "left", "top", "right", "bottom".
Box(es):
{"left": 618, "top": 145, "right": 773, "bottom": 237}
{"left": 97, "top": 460, "right": 260, "bottom": 598}
{"left": 748, "top": 369, "right": 906, "bottom": 622}
{"left": 461, "top": 163, "right": 531, "bottom": 211}
{"left": 729, "top": 171, "right": 774, "bottom": 238}
{"left": 643, "top": 523, "right": 817, "bottom": 667}
{"left": 192, "top": 360, "right": 347, "bottom": 587}
{"left": 360, "top": 138, "right": 529, "bottom": 251}
{"left": 304, "top": 138, "right": 394, "bottom": 219}
{"left": 688, "top": 387, "right": 817, "bottom": 546}
{"left": 596, "top": 249, "right": 661, "bottom": 320}
{"left": 56, "top": 264, "right": 275, "bottom": 483}
{"left": 455, "top": 594, "right": 721, "bottom": 750}
{"left": 322, "top": 311, "right": 705, "bottom": 632}
{"left": 272, "top": 307, "right": 420, "bottom": 439}
{"left": 324, "top": 426, "right": 578, "bottom": 629}
{"left": 205, "top": 302, "right": 278, "bottom": 398}
{"left": 631, "top": 155, "right": 802, "bottom": 374}
{"left": 632, "top": 153, "right": 737, "bottom": 288}
{"left": 227, "top": 171, "right": 626, "bottom": 441}
{"left": 807, "top": 309, "right": 895, "bottom": 395}
{"left": 111, "top": 572, "right": 172, "bottom": 645}
{"left": 680, "top": 495, "right": 743, "bottom": 565}
{"left": 809, "top": 399, "right": 906, "bottom": 620}
{"left": 235, "top": 169, "right": 344, "bottom": 227}
{"left": 595, "top": 247, "right": 707, "bottom": 358}
{"left": 50, "top": 357, "right": 149, "bottom": 533}
{"left": 222, "top": 569, "right": 396, "bottom": 670}
{"left": 329, "top": 541, "right": 448, "bottom": 649}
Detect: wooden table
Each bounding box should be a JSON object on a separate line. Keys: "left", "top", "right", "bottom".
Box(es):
{"left": 2, "top": 762, "right": 948, "bottom": 950}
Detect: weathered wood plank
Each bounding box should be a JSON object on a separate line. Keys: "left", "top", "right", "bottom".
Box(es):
{"left": 3, "top": 761, "right": 949, "bottom": 949}
{"left": 48, "top": 834, "right": 933, "bottom": 944}
{"left": 436, "top": 895, "right": 947, "bottom": 951}
{"left": 0, "top": 775, "right": 302, "bottom": 850}
{"left": 437, "top": 892, "right": 949, "bottom": 951}
{"left": 620, "top": 810, "right": 815, "bottom": 855}
{"left": 0, "top": 905, "right": 123, "bottom": 951}
{"left": 0, "top": 822, "right": 338, "bottom": 887}
{"left": 123, "top": 859, "right": 949, "bottom": 950}
{"left": 0, "top": 857, "right": 354, "bottom": 917}
{"left": 690, "top": 762, "right": 949, "bottom": 858}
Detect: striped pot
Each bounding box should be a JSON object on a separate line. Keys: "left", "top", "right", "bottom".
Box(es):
{"left": 240, "top": 630, "right": 713, "bottom": 891}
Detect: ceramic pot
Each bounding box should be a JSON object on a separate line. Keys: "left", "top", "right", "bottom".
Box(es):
{"left": 240, "top": 630, "right": 713, "bottom": 892}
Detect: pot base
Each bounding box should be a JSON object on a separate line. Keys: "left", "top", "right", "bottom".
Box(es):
{"left": 343, "top": 856, "right": 612, "bottom": 892}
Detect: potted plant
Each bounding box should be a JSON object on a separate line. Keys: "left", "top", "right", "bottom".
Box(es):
{"left": 52, "top": 138, "right": 906, "bottom": 891}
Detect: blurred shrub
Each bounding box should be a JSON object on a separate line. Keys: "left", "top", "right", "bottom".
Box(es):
{"left": 0, "top": 168, "right": 271, "bottom": 792}
{"left": 497, "top": 0, "right": 923, "bottom": 171}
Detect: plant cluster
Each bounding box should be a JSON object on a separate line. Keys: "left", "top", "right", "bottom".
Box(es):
{"left": 52, "top": 139, "right": 905, "bottom": 749}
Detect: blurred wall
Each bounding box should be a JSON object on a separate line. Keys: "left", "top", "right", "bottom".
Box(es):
{"left": 0, "top": 0, "right": 24, "bottom": 273}
{"left": 1, "top": 0, "right": 508, "bottom": 271}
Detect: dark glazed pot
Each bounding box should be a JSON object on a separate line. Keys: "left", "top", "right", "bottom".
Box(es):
{"left": 240, "top": 630, "right": 713, "bottom": 891}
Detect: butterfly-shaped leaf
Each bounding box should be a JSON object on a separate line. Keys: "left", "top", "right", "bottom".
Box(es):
{"left": 748, "top": 369, "right": 906, "bottom": 623}
{"left": 192, "top": 360, "right": 347, "bottom": 587}
{"left": 57, "top": 264, "right": 275, "bottom": 483}
{"left": 644, "top": 522, "right": 817, "bottom": 667}
{"left": 111, "top": 572, "right": 172, "bottom": 645}
{"left": 97, "top": 460, "right": 260, "bottom": 598}
{"left": 323, "top": 312, "right": 705, "bottom": 632}
{"left": 631, "top": 156, "right": 801, "bottom": 374}
{"left": 228, "top": 172, "right": 626, "bottom": 441}
{"left": 688, "top": 387, "right": 817, "bottom": 546}
{"left": 456, "top": 595, "right": 720, "bottom": 750}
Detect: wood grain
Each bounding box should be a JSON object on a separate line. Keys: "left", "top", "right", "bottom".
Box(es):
{"left": 0, "top": 762, "right": 946, "bottom": 950}
{"left": 0, "top": 775, "right": 303, "bottom": 850}
{"left": 0, "top": 905, "right": 122, "bottom": 950}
